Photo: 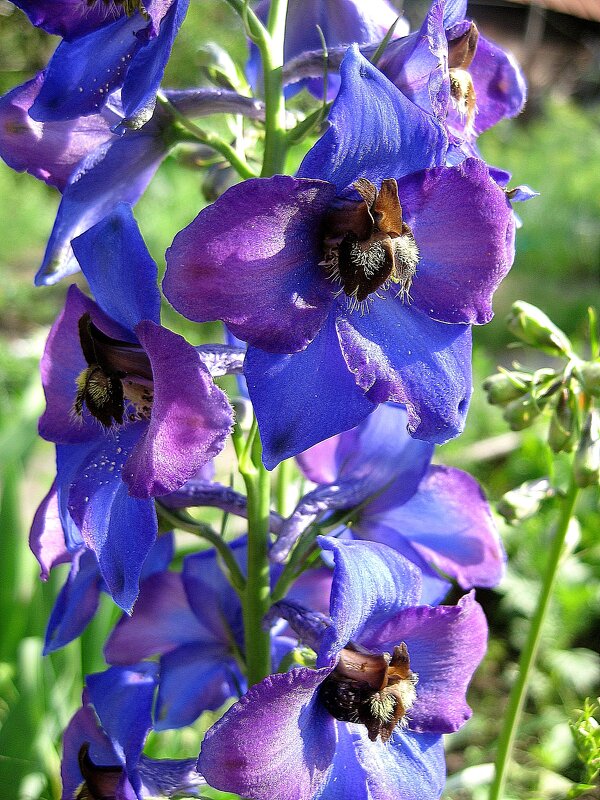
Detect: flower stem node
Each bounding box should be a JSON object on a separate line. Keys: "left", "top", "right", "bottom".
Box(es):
{"left": 506, "top": 301, "right": 574, "bottom": 357}
{"left": 320, "top": 642, "right": 418, "bottom": 742}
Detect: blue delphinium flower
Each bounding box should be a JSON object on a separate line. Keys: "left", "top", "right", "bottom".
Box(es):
{"left": 0, "top": 76, "right": 264, "bottom": 284}
{"left": 249, "top": 0, "right": 407, "bottom": 99}
{"left": 104, "top": 536, "right": 333, "bottom": 729}
{"left": 199, "top": 538, "right": 488, "bottom": 800}
{"left": 62, "top": 665, "right": 204, "bottom": 799}
{"left": 273, "top": 402, "right": 504, "bottom": 599}
{"left": 164, "top": 46, "right": 515, "bottom": 467}
{"left": 11, "top": 0, "right": 189, "bottom": 129}
{"left": 38, "top": 203, "right": 233, "bottom": 610}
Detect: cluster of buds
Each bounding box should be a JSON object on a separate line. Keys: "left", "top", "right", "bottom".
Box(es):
{"left": 484, "top": 302, "right": 599, "bottom": 489}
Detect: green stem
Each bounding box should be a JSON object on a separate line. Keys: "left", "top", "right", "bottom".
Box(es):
{"left": 260, "top": 0, "right": 288, "bottom": 176}
{"left": 489, "top": 476, "right": 580, "bottom": 800}
{"left": 156, "top": 505, "right": 246, "bottom": 596}
{"left": 276, "top": 458, "right": 294, "bottom": 516}
{"left": 239, "top": 421, "right": 273, "bottom": 686}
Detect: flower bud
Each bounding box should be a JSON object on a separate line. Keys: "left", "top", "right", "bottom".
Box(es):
{"left": 548, "top": 388, "right": 577, "bottom": 453}
{"left": 483, "top": 371, "right": 532, "bottom": 405}
{"left": 576, "top": 362, "right": 600, "bottom": 398}
{"left": 502, "top": 393, "right": 543, "bottom": 431}
{"left": 202, "top": 162, "right": 240, "bottom": 202}
{"left": 574, "top": 410, "right": 600, "bottom": 488}
{"left": 506, "top": 301, "right": 573, "bottom": 357}
{"left": 497, "top": 478, "right": 552, "bottom": 524}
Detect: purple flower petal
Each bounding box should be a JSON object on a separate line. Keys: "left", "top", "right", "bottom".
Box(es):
{"left": 155, "top": 643, "right": 243, "bottom": 730}
{"left": 296, "top": 435, "right": 341, "bottom": 484}
{"left": 443, "top": 0, "right": 468, "bottom": 27}
{"left": 298, "top": 45, "right": 447, "bottom": 192}
{"left": 366, "top": 465, "right": 505, "bottom": 589}
{"left": 39, "top": 284, "right": 130, "bottom": 444}
{"left": 318, "top": 537, "right": 422, "bottom": 665}
{"left": 163, "top": 176, "right": 336, "bottom": 353}
{"left": 87, "top": 664, "right": 158, "bottom": 798}
{"left": 36, "top": 123, "right": 169, "bottom": 285}
{"left": 364, "top": 592, "right": 488, "bottom": 733}
{"left": 198, "top": 667, "right": 336, "bottom": 800}
{"left": 71, "top": 204, "right": 161, "bottom": 333}
{"left": 336, "top": 302, "right": 472, "bottom": 444}
{"left": 398, "top": 159, "right": 515, "bottom": 325}
{"left": 105, "top": 572, "right": 209, "bottom": 664}
{"left": 29, "top": 481, "right": 70, "bottom": 579}
{"left": 0, "top": 73, "right": 116, "bottom": 190}
{"left": 245, "top": 312, "right": 377, "bottom": 469}
{"left": 123, "top": 321, "right": 233, "bottom": 498}
{"left": 44, "top": 548, "right": 102, "bottom": 653}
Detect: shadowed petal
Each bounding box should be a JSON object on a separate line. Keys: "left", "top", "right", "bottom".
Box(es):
{"left": 246, "top": 312, "right": 377, "bottom": 469}
{"left": 11, "top": 0, "right": 123, "bottom": 40}
{"left": 363, "top": 592, "right": 488, "bottom": 733}
{"left": 71, "top": 204, "right": 161, "bottom": 332}
{"left": 298, "top": 45, "right": 447, "bottom": 192}
{"left": 198, "top": 667, "right": 335, "bottom": 800}
{"left": 29, "top": 482, "right": 70, "bottom": 579}
{"left": 398, "top": 160, "right": 515, "bottom": 325}
{"left": 123, "top": 321, "right": 233, "bottom": 498}
{"left": 164, "top": 176, "right": 336, "bottom": 353}
{"left": 336, "top": 302, "right": 472, "bottom": 444}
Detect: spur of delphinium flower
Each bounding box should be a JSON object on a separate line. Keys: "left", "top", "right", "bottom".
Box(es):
{"left": 104, "top": 536, "right": 333, "bottom": 729}
{"left": 0, "top": 77, "right": 264, "bottom": 284}
{"left": 248, "top": 0, "right": 407, "bottom": 100}
{"left": 29, "top": 475, "right": 175, "bottom": 652}
{"left": 164, "top": 46, "right": 515, "bottom": 467}
{"left": 39, "top": 204, "right": 233, "bottom": 610}
{"left": 10, "top": 0, "right": 189, "bottom": 129}
{"left": 199, "top": 537, "right": 488, "bottom": 800}
{"left": 272, "top": 402, "right": 504, "bottom": 599}
{"left": 62, "top": 665, "right": 204, "bottom": 799}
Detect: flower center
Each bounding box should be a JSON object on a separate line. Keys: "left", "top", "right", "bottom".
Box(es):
{"left": 73, "top": 313, "right": 154, "bottom": 428}
{"left": 447, "top": 22, "right": 479, "bottom": 135}
{"left": 85, "top": 0, "right": 149, "bottom": 19}
{"left": 321, "top": 178, "right": 419, "bottom": 309}
{"left": 76, "top": 742, "right": 122, "bottom": 800}
{"left": 319, "top": 642, "right": 418, "bottom": 742}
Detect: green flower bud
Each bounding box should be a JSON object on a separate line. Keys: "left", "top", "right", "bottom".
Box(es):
{"left": 503, "top": 393, "right": 543, "bottom": 431}
{"left": 497, "top": 478, "right": 552, "bottom": 524}
{"left": 506, "top": 301, "right": 574, "bottom": 357}
{"left": 576, "top": 362, "right": 600, "bottom": 398}
{"left": 548, "top": 388, "right": 577, "bottom": 453}
{"left": 483, "top": 371, "right": 532, "bottom": 405}
{"left": 574, "top": 410, "right": 600, "bottom": 488}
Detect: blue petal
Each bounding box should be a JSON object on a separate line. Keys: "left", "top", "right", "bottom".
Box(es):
{"left": 43, "top": 548, "right": 102, "bottom": 653}
{"left": 155, "top": 643, "right": 243, "bottom": 730}
{"left": 443, "top": 0, "right": 467, "bottom": 27}
{"left": 67, "top": 426, "right": 158, "bottom": 612}
{"left": 55, "top": 443, "right": 91, "bottom": 551}
{"left": 140, "top": 532, "right": 173, "bottom": 577}
{"left": 317, "top": 537, "right": 422, "bottom": 665}
{"left": 87, "top": 663, "right": 158, "bottom": 799}
{"left": 245, "top": 311, "right": 377, "bottom": 470}
{"left": 30, "top": 15, "right": 144, "bottom": 122}
{"left": 119, "top": 0, "right": 190, "bottom": 131}
{"left": 298, "top": 45, "right": 447, "bottom": 192}
{"left": 36, "top": 127, "right": 168, "bottom": 285}
{"left": 71, "top": 204, "right": 160, "bottom": 331}
{"left": 336, "top": 300, "right": 473, "bottom": 444}
{"left": 314, "top": 725, "right": 445, "bottom": 800}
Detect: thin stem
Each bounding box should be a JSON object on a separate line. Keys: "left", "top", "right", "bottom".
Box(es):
{"left": 260, "top": 0, "right": 288, "bottom": 176}
{"left": 156, "top": 504, "right": 246, "bottom": 596}
{"left": 158, "top": 93, "right": 257, "bottom": 179}
{"left": 239, "top": 421, "right": 273, "bottom": 686}
{"left": 276, "top": 458, "right": 294, "bottom": 516}
{"left": 489, "top": 476, "right": 580, "bottom": 800}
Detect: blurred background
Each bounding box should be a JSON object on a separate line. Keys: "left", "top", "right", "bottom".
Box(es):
{"left": 0, "top": 1, "right": 598, "bottom": 798}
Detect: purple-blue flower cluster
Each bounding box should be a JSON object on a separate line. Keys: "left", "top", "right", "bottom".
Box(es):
{"left": 0, "top": 0, "right": 532, "bottom": 797}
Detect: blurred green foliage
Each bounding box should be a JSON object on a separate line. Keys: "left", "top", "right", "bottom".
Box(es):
{"left": 0, "top": 2, "right": 599, "bottom": 798}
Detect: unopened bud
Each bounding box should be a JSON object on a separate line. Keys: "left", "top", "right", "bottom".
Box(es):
{"left": 483, "top": 371, "right": 532, "bottom": 405}
{"left": 502, "top": 393, "right": 543, "bottom": 431}
{"left": 576, "top": 362, "right": 600, "bottom": 397}
{"left": 506, "top": 301, "right": 573, "bottom": 357}
{"left": 548, "top": 388, "right": 577, "bottom": 453}
{"left": 202, "top": 163, "right": 239, "bottom": 202}
{"left": 497, "top": 478, "right": 552, "bottom": 524}
{"left": 574, "top": 410, "right": 600, "bottom": 488}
